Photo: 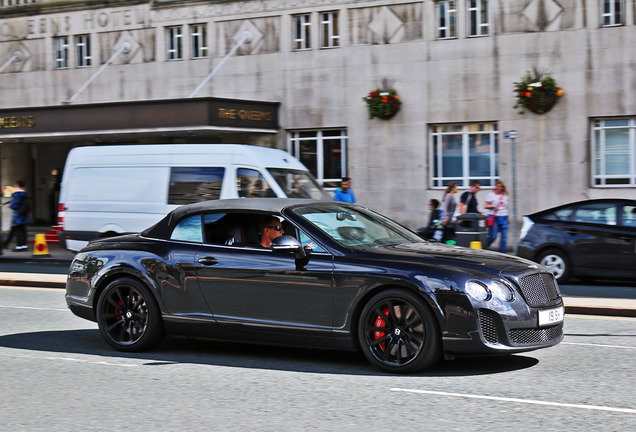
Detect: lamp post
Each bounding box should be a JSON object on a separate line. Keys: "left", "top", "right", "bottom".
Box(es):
{"left": 504, "top": 130, "right": 519, "bottom": 255}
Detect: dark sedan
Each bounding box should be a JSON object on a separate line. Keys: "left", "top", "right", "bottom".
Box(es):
{"left": 518, "top": 199, "right": 636, "bottom": 283}
{"left": 66, "top": 199, "right": 563, "bottom": 373}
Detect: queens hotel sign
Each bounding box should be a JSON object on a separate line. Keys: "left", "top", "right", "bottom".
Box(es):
{"left": 0, "top": 5, "right": 150, "bottom": 41}
{"left": 0, "top": 98, "right": 280, "bottom": 138}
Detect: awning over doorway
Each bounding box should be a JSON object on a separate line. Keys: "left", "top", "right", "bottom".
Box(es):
{"left": 0, "top": 97, "right": 280, "bottom": 143}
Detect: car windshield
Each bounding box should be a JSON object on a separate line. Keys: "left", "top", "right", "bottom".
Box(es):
{"left": 268, "top": 168, "right": 331, "bottom": 200}
{"left": 293, "top": 204, "right": 423, "bottom": 249}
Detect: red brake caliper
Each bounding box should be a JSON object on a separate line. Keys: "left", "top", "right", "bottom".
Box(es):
{"left": 115, "top": 301, "right": 124, "bottom": 320}
{"left": 374, "top": 307, "right": 390, "bottom": 351}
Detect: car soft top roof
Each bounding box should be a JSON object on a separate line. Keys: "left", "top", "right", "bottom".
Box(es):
{"left": 141, "top": 198, "right": 340, "bottom": 239}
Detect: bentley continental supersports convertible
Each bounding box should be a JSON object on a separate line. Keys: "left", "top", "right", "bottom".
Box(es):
{"left": 66, "top": 199, "right": 564, "bottom": 373}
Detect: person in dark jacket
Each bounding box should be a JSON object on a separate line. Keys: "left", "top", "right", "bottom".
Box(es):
{"left": 4, "top": 180, "right": 30, "bottom": 251}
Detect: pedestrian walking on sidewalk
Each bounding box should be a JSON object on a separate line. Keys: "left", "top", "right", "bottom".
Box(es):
{"left": 4, "top": 180, "right": 31, "bottom": 252}
{"left": 484, "top": 180, "right": 510, "bottom": 253}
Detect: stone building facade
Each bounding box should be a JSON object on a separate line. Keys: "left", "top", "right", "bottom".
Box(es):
{"left": 0, "top": 0, "right": 635, "bottom": 233}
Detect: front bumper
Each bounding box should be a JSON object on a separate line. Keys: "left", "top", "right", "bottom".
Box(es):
{"left": 439, "top": 271, "right": 564, "bottom": 355}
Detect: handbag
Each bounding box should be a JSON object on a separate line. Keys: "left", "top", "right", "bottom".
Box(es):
{"left": 487, "top": 215, "right": 495, "bottom": 227}
{"left": 487, "top": 194, "right": 503, "bottom": 228}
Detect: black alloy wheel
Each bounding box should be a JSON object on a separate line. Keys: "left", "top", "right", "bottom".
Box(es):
{"left": 358, "top": 289, "right": 441, "bottom": 373}
{"left": 96, "top": 277, "right": 164, "bottom": 352}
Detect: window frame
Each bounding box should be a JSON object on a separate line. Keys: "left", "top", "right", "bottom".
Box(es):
{"left": 167, "top": 25, "right": 184, "bottom": 61}
{"left": 190, "top": 23, "right": 208, "bottom": 59}
{"left": 429, "top": 122, "right": 499, "bottom": 189}
{"left": 467, "top": 0, "right": 489, "bottom": 37}
{"left": 75, "top": 34, "right": 92, "bottom": 68}
{"left": 591, "top": 118, "right": 636, "bottom": 187}
{"left": 288, "top": 129, "right": 348, "bottom": 189}
{"left": 600, "top": 0, "right": 624, "bottom": 27}
{"left": 320, "top": 11, "right": 340, "bottom": 49}
{"left": 293, "top": 13, "right": 312, "bottom": 51}
{"left": 54, "top": 36, "right": 69, "bottom": 69}
{"left": 436, "top": 0, "right": 457, "bottom": 40}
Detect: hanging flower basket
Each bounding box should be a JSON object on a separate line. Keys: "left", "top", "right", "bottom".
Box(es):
{"left": 513, "top": 69, "right": 564, "bottom": 114}
{"left": 363, "top": 88, "right": 401, "bottom": 119}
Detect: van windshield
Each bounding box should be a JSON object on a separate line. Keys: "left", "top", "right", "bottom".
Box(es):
{"left": 268, "top": 169, "right": 331, "bottom": 200}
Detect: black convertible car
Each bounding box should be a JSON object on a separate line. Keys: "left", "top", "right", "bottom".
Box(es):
{"left": 66, "top": 199, "right": 563, "bottom": 373}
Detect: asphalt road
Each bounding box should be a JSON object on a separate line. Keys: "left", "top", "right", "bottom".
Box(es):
{"left": 1, "top": 284, "right": 635, "bottom": 431}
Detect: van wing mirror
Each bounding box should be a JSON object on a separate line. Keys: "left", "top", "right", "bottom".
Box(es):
{"left": 270, "top": 235, "right": 306, "bottom": 259}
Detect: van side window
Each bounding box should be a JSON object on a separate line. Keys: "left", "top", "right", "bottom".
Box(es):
{"left": 168, "top": 167, "right": 225, "bottom": 204}
{"left": 171, "top": 215, "right": 203, "bottom": 242}
{"left": 237, "top": 168, "right": 276, "bottom": 198}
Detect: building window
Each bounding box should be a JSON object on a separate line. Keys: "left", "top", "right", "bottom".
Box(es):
{"left": 467, "top": 0, "right": 489, "bottom": 36}
{"left": 167, "top": 26, "right": 183, "bottom": 60}
{"left": 320, "top": 11, "right": 339, "bottom": 48}
{"left": 288, "top": 129, "right": 348, "bottom": 188}
{"left": 592, "top": 119, "right": 636, "bottom": 186}
{"left": 293, "top": 14, "right": 312, "bottom": 50}
{"left": 436, "top": 1, "right": 457, "bottom": 39}
{"left": 430, "top": 123, "right": 499, "bottom": 188}
{"left": 75, "top": 35, "right": 91, "bottom": 67}
{"left": 601, "top": 0, "right": 624, "bottom": 27}
{"left": 190, "top": 24, "right": 208, "bottom": 58}
{"left": 54, "top": 36, "right": 69, "bottom": 69}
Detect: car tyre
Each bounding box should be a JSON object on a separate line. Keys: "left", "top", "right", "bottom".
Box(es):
{"left": 538, "top": 248, "right": 570, "bottom": 283}
{"left": 358, "top": 289, "right": 441, "bottom": 373}
{"left": 96, "top": 277, "right": 164, "bottom": 352}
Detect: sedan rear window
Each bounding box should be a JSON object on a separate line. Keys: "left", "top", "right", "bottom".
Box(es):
{"left": 572, "top": 203, "right": 617, "bottom": 225}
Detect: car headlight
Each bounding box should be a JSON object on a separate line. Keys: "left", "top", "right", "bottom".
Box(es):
{"left": 465, "top": 280, "right": 490, "bottom": 301}
{"left": 490, "top": 279, "right": 515, "bottom": 302}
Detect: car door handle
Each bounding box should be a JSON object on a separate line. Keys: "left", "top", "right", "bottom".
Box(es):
{"left": 198, "top": 257, "right": 220, "bottom": 266}
{"left": 565, "top": 230, "right": 579, "bottom": 236}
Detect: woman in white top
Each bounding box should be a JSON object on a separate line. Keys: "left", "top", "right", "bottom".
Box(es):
{"left": 484, "top": 180, "right": 510, "bottom": 253}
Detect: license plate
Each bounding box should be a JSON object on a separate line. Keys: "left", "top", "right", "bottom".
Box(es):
{"left": 538, "top": 306, "right": 564, "bottom": 326}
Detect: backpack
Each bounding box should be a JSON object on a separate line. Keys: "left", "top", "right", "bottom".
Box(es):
{"left": 18, "top": 195, "right": 30, "bottom": 217}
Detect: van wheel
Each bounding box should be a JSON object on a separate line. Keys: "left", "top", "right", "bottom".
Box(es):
{"left": 99, "top": 231, "right": 119, "bottom": 239}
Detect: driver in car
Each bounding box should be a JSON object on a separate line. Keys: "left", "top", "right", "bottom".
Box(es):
{"left": 258, "top": 216, "right": 285, "bottom": 248}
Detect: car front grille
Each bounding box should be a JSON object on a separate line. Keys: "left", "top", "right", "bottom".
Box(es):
{"left": 509, "top": 324, "right": 563, "bottom": 345}
{"left": 518, "top": 272, "right": 560, "bottom": 307}
{"left": 478, "top": 310, "right": 499, "bottom": 344}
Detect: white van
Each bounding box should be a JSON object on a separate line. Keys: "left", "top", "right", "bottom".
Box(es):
{"left": 58, "top": 144, "right": 330, "bottom": 251}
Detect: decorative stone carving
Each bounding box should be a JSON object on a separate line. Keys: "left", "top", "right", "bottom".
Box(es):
{"left": 522, "top": 0, "right": 564, "bottom": 31}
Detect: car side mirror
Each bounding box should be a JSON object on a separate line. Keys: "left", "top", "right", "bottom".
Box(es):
{"left": 270, "top": 235, "right": 306, "bottom": 259}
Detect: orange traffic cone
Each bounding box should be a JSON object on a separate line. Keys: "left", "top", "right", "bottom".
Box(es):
{"left": 33, "top": 233, "right": 50, "bottom": 257}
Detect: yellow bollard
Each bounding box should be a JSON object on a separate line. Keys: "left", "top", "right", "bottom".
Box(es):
{"left": 470, "top": 241, "right": 482, "bottom": 249}
{"left": 33, "top": 233, "right": 50, "bottom": 257}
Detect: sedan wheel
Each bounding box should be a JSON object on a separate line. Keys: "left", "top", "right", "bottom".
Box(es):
{"left": 538, "top": 249, "right": 570, "bottom": 283}
{"left": 358, "top": 289, "right": 441, "bottom": 373}
{"left": 96, "top": 278, "right": 164, "bottom": 352}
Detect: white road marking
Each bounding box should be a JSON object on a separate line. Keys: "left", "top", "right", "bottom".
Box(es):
{"left": 0, "top": 351, "right": 139, "bottom": 367}
{"left": 566, "top": 314, "right": 636, "bottom": 322}
{"left": 562, "top": 341, "right": 636, "bottom": 350}
{"left": 0, "top": 305, "right": 67, "bottom": 312}
{"left": 390, "top": 388, "right": 636, "bottom": 414}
